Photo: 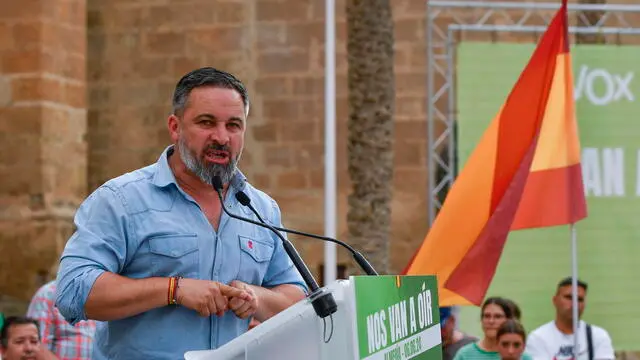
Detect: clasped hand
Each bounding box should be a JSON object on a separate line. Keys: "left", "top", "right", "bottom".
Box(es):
{"left": 176, "top": 278, "right": 258, "bottom": 319}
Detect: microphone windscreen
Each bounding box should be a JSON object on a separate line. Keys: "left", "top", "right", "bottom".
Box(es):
{"left": 211, "top": 176, "right": 224, "bottom": 191}
{"left": 235, "top": 191, "right": 251, "bottom": 206}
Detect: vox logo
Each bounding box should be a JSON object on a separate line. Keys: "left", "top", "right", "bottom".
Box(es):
{"left": 574, "top": 65, "right": 635, "bottom": 106}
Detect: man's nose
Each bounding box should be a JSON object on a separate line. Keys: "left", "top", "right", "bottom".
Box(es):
{"left": 211, "top": 123, "right": 230, "bottom": 144}
{"left": 24, "top": 342, "right": 38, "bottom": 353}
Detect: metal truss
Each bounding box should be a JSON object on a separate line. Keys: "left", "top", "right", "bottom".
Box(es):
{"left": 426, "top": 1, "right": 640, "bottom": 225}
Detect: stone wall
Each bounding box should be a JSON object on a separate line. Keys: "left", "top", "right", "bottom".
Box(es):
{"left": 0, "top": 0, "right": 86, "bottom": 310}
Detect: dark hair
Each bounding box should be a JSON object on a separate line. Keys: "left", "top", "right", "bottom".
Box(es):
{"left": 440, "top": 306, "right": 453, "bottom": 322}
{"left": 497, "top": 319, "right": 526, "bottom": 341}
{"left": 0, "top": 316, "right": 40, "bottom": 347}
{"left": 557, "top": 276, "right": 588, "bottom": 292}
{"left": 503, "top": 298, "right": 522, "bottom": 320}
{"left": 172, "top": 67, "right": 250, "bottom": 117}
{"left": 481, "top": 296, "right": 514, "bottom": 319}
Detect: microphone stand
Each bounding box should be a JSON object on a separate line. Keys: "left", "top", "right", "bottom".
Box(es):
{"left": 212, "top": 176, "right": 337, "bottom": 319}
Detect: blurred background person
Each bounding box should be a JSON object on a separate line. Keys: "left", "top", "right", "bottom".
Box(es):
{"left": 27, "top": 281, "right": 97, "bottom": 360}
{"left": 441, "top": 306, "right": 478, "bottom": 360}
{"left": 453, "top": 297, "right": 515, "bottom": 359}
{"left": 496, "top": 319, "right": 532, "bottom": 360}
{"left": 526, "top": 277, "right": 614, "bottom": 360}
{"left": 0, "top": 316, "right": 43, "bottom": 360}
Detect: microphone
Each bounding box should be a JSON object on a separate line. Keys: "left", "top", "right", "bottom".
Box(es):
{"left": 235, "top": 191, "right": 378, "bottom": 276}
{"left": 211, "top": 176, "right": 337, "bottom": 319}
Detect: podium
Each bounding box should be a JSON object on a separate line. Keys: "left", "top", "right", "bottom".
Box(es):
{"left": 184, "top": 275, "right": 443, "bottom": 360}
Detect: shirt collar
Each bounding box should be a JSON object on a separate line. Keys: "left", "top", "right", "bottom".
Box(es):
{"left": 152, "top": 145, "right": 177, "bottom": 188}
{"left": 230, "top": 169, "right": 248, "bottom": 192}
{"left": 152, "top": 145, "right": 248, "bottom": 191}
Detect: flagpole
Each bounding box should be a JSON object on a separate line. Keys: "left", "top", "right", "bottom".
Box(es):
{"left": 570, "top": 223, "right": 579, "bottom": 357}
{"left": 564, "top": 0, "right": 580, "bottom": 353}
{"left": 323, "top": 0, "right": 337, "bottom": 286}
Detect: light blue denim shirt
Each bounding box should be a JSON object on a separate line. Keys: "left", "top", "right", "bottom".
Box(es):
{"left": 55, "top": 146, "right": 307, "bottom": 360}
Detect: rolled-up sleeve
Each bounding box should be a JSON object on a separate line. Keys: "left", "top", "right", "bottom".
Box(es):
{"left": 55, "top": 185, "right": 130, "bottom": 325}
{"left": 261, "top": 200, "right": 308, "bottom": 294}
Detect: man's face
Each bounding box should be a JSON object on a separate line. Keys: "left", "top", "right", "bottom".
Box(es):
{"left": 0, "top": 324, "right": 41, "bottom": 360}
{"left": 168, "top": 86, "right": 246, "bottom": 185}
{"left": 440, "top": 316, "right": 455, "bottom": 344}
{"left": 553, "top": 285, "right": 586, "bottom": 322}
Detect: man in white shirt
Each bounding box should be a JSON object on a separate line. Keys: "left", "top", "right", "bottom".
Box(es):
{"left": 525, "top": 277, "right": 614, "bottom": 360}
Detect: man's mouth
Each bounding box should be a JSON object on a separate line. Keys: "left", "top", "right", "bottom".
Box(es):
{"left": 204, "top": 149, "right": 230, "bottom": 163}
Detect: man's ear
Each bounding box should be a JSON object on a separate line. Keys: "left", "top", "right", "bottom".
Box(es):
{"left": 168, "top": 114, "right": 180, "bottom": 143}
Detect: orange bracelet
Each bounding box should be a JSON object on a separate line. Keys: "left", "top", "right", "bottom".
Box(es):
{"left": 168, "top": 276, "right": 181, "bottom": 305}
{"left": 168, "top": 277, "right": 176, "bottom": 305}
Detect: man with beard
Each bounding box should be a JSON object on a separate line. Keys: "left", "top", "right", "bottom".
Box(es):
{"left": 0, "top": 316, "right": 43, "bottom": 360}
{"left": 55, "top": 67, "right": 307, "bottom": 360}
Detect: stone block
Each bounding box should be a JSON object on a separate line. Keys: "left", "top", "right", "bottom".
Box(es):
{"left": 0, "top": 218, "right": 72, "bottom": 301}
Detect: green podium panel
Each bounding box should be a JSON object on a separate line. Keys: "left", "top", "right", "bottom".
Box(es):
{"left": 351, "top": 275, "right": 443, "bottom": 360}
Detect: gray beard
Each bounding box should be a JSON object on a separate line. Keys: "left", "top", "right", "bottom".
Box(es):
{"left": 177, "top": 137, "right": 239, "bottom": 186}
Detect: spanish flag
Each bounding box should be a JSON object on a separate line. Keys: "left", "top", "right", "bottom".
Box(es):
{"left": 404, "top": 0, "right": 587, "bottom": 306}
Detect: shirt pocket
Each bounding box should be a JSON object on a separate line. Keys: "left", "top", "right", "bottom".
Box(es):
{"left": 148, "top": 233, "right": 199, "bottom": 278}
{"left": 237, "top": 235, "right": 274, "bottom": 285}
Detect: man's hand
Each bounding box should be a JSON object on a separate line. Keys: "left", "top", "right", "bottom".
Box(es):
{"left": 228, "top": 280, "right": 259, "bottom": 319}
{"left": 176, "top": 279, "right": 252, "bottom": 317}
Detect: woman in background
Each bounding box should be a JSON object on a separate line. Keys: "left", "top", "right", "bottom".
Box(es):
{"left": 453, "top": 297, "right": 516, "bottom": 359}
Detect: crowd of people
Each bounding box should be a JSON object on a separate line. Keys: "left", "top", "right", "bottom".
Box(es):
{"left": 442, "top": 277, "right": 615, "bottom": 360}
{"left": 0, "top": 67, "right": 617, "bottom": 359}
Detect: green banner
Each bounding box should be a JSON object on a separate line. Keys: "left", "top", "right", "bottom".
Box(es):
{"left": 351, "top": 275, "right": 442, "bottom": 360}
{"left": 456, "top": 42, "right": 640, "bottom": 351}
